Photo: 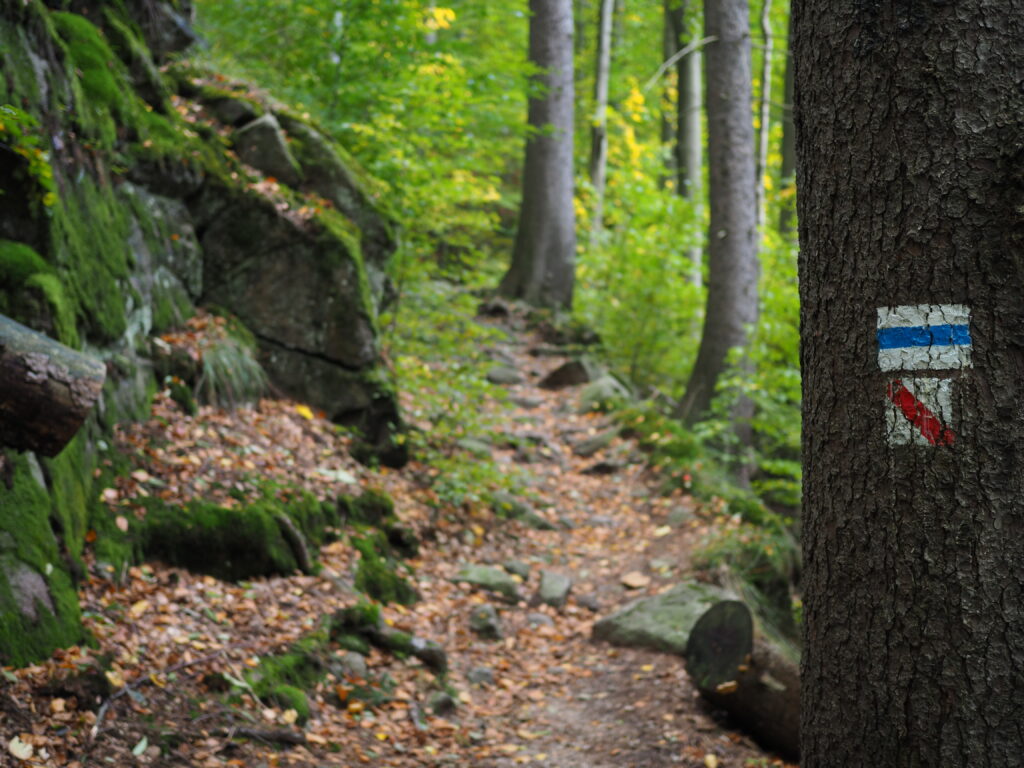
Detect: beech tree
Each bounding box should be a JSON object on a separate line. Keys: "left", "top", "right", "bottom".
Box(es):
{"left": 676, "top": 0, "right": 757, "bottom": 424}
{"left": 499, "top": 0, "right": 576, "bottom": 309}
{"left": 587, "top": 0, "right": 614, "bottom": 245}
{"left": 664, "top": 0, "right": 704, "bottom": 287}
{"left": 796, "top": 1, "right": 1024, "bottom": 764}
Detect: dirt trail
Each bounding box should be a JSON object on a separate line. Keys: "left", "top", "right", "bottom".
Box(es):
{"left": 1, "top": 314, "right": 791, "bottom": 768}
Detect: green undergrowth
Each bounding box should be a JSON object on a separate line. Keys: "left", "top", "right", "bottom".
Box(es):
{"left": 380, "top": 259, "right": 528, "bottom": 510}
{"left": 613, "top": 400, "right": 801, "bottom": 636}
{"left": 339, "top": 488, "right": 420, "bottom": 606}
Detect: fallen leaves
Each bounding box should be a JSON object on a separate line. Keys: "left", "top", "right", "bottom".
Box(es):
{"left": 2, "top": 317, "right": 797, "bottom": 768}
{"left": 620, "top": 571, "right": 651, "bottom": 589}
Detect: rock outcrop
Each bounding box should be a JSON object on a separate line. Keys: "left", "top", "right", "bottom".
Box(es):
{"left": 0, "top": 0, "right": 402, "bottom": 665}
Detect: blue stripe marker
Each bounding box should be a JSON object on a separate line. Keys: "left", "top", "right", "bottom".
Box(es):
{"left": 876, "top": 324, "right": 972, "bottom": 350}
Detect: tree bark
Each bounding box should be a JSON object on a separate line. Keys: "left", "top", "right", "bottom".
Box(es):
{"left": 777, "top": 13, "right": 795, "bottom": 235}
{"left": 795, "top": 1, "right": 1024, "bottom": 765}
{"left": 676, "top": 0, "right": 757, "bottom": 424}
{"left": 665, "top": 0, "right": 704, "bottom": 288}
{"left": 685, "top": 600, "right": 800, "bottom": 761}
{"left": 0, "top": 314, "right": 105, "bottom": 457}
{"left": 754, "top": 0, "right": 773, "bottom": 233}
{"left": 499, "top": 0, "right": 576, "bottom": 310}
{"left": 588, "top": 0, "right": 614, "bottom": 245}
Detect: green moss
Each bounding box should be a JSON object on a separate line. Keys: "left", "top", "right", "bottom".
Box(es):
{"left": 0, "top": 240, "right": 50, "bottom": 282}
{"left": 0, "top": 22, "right": 44, "bottom": 108}
{"left": 334, "top": 633, "right": 371, "bottom": 655}
{"left": 0, "top": 454, "right": 87, "bottom": 666}
{"left": 139, "top": 497, "right": 298, "bottom": 581}
{"left": 280, "top": 490, "right": 339, "bottom": 547}
{"left": 267, "top": 685, "right": 310, "bottom": 723}
{"left": 24, "top": 273, "right": 79, "bottom": 347}
{"left": 43, "top": 434, "right": 93, "bottom": 572}
{"left": 101, "top": 9, "right": 171, "bottom": 109}
{"left": 339, "top": 488, "right": 394, "bottom": 527}
{"left": 331, "top": 599, "right": 381, "bottom": 635}
{"left": 49, "top": 176, "right": 131, "bottom": 344}
{"left": 51, "top": 11, "right": 130, "bottom": 148}
{"left": 0, "top": 240, "right": 80, "bottom": 346}
{"left": 352, "top": 532, "right": 419, "bottom": 606}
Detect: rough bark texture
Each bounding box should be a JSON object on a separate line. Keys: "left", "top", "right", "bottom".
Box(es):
{"left": 677, "top": 0, "right": 757, "bottom": 423}
{"left": 499, "top": 0, "right": 576, "bottom": 309}
{"left": 685, "top": 600, "right": 800, "bottom": 761}
{"left": 777, "top": 14, "right": 795, "bottom": 235}
{"left": 0, "top": 315, "right": 105, "bottom": 457}
{"left": 795, "top": 1, "right": 1024, "bottom": 765}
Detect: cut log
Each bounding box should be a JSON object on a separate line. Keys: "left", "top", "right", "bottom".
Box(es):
{"left": 0, "top": 314, "right": 105, "bottom": 457}
{"left": 684, "top": 600, "right": 800, "bottom": 761}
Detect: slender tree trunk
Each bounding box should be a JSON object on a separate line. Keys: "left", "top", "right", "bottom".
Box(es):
{"left": 660, "top": 0, "right": 678, "bottom": 189}
{"left": 665, "top": 0, "right": 704, "bottom": 287}
{"left": 588, "top": 0, "right": 614, "bottom": 245}
{"left": 676, "top": 0, "right": 757, "bottom": 425}
{"left": 796, "top": 0, "right": 1024, "bottom": 764}
{"left": 777, "top": 11, "right": 795, "bottom": 234}
{"left": 754, "top": 0, "right": 772, "bottom": 233}
{"left": 677, "top": 19, "right": 704, "bottom": 287}
{"left": 500, "top": 0, "right": 576, "bottom": 309}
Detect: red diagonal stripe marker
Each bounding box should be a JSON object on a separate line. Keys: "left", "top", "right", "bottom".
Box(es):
{"left": 886, "top": 379, "right": 955, "bottom": 446}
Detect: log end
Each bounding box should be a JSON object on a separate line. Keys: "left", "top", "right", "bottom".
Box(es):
{"left": 684, "top": 599, "right": 753, "bottom": 691}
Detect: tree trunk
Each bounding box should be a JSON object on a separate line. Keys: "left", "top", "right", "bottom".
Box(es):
{"left": 676, "top": 0, "right": 757, "bottom": 424}
{"left": 660, "top": 0, "right": 676, "bottom": 189}
{"left": 677, "top": 21, "right": 704, "bottom": 287}
{"left": 588, "top": 0, "right": 614, "bottom": 245}
{"left": 685, "top": 600, "right": 800, "bottom": 761}
{"left": 795, "top": 1, "right": 1024, "bottom": 765}
{"left": 664, "top": 0, "right": 704, "bottom": 288}
{"left": 777, "top": 13, "right": 795, "bottom": 234}
{"left": 499, "top": 0, "right": 576, "bottom": 310}
{"left": 0, "top": 314, "right": 105, "bottom": 457}
{"left": 754, "top": 0, "right": 773, "bottom": 233}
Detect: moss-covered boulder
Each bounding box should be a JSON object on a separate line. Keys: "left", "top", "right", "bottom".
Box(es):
{"left": 131, "top": 490, "right": 337, "bottom": 581}
{"left": 0, "top": 452, "right": 89, "bottom": 667}
{"left": 591, "top": 580, "right": 734, "bottom": 655}
{"left": 0, "top": 0, "right": 405, "bottom": 664}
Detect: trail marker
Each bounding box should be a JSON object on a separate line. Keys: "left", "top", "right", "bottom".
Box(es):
{"left": 877, "top": 304, "right": 971, "bottom": 447}
{"left": 877, "top": 304, "right": 972, "bottom": 372}
{"left": 885, "top": 378, "right": 955, "bottom": 446}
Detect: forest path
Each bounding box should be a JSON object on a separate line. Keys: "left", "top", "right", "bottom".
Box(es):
{"left": 2, "top": 309, "right": 790, "bottom": 768}
{"left": 460, "top": 311, "right": 784, "bottom": 768}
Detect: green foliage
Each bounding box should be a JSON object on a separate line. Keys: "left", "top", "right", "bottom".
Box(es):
{"left": 193, "top": 0, "right": 531, "bottom": 259}
{"left": 195, "top": 333, "right": 268, "bottom": 408}
{"left": 380, "top": 264, "right": 527, "bottom": 509}
{"left": 0, "top": 105, "right": 56, "bottom": 207}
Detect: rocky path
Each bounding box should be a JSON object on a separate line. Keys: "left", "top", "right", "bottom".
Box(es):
{"left": 2, "top": 313, "right": 793, "bottom": 768}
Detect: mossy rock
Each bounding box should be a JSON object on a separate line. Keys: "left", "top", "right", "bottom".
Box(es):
{"left": 338, "top": 488, "right": 394, "bottom": 527}
{"left": 137, "top": 496, "right": 312, "bottom": 581}
{"left": 0, "top": 454, "right": 88, "bottom": 667}
{"left": 267, "top": 684, "right": 310, "bottom": 723}
{"left": 353, "top": 532, "right": 419, "bottom": 606}
{"left": 249, "top": 642, "right": 326, "bottom": 697}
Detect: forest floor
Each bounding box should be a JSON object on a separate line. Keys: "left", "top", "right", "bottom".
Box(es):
{"left": 2, "top": 308, "right": 795, "bottom": 768}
